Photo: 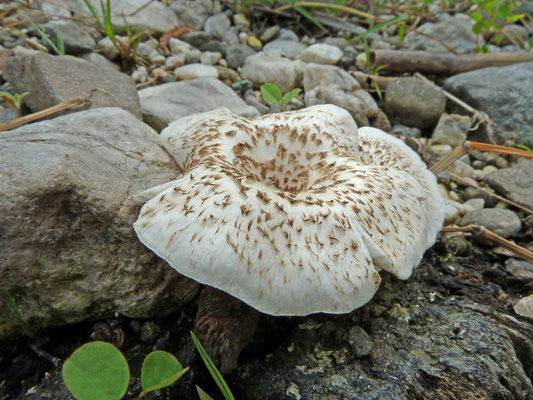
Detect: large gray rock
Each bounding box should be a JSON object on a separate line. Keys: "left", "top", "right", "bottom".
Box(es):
{"left": 241, "top": 52, "right": 299, "bottom": 93}
{"left": 384, "top": 77, "right": 446, "bottom": 130}
{"left": 139, "top": 78, "right": 259, "bottom": 132}
{"left": 485, "top": 159, "right": 533, "bottom": 211}
{"left": 0, "top": 108, "right": 199, "bottom": 340}
{"left": 3, "top": 54, "right": 141, "bottom": 119}
{"left": 81, "top": 0, "right": 178, "bottom": 35}
{"left": 443, "top": 62, "right": 533, "bottom": 147}
{"left": 303, "top": 63, "right": 378, "bottom": 116}
{"left": 404, "top": 13, "right": 476, "bottom": 54}
{"left": 461, "top": 208, "right": 521, "bottom": 239}
{"left": 170, "top": 0, "right": 213, "bottom": 30}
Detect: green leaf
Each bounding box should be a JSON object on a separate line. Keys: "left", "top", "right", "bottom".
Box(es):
{"left": 62, "top": 341, "right": 130, "bottom": 400}
{"left": 196, "top": 386, "right": 215, "bottom": 400}
{"left": 55, "top": 26, "right": 65, "bottom": 55}
{"left": 496, "top": 3, "right": 511, "bottom": 19}
{"left": 507, "top": 13, "right": 524, "bottom": 22}
{"left": 5, "top": 289, "right": 35, "bottom": 338}
{"left": 260, "top": 83, "right": 283, "bottom": 104}
{"left": 516, "top": 144, "right": 533, "bottom": 152}
{"left": 470, "top": 12, "right": 483, "bottom": 22}
{"left": 103, "top": 0, "right": 115, "bottom": 44}
{"left": 397, "top": 24, "right": 405, "bottom": 45}
{"left": 82, "top": 0, "right": 104, "bottom": 31}
{"left": 282, "top": 88, "right": 301, "bottom": 105}
{"left": 191, "top": 331, "right": 235, "bottom": 400}
{"left": 141, "top": 351, "right": 189, "bottom": 392}
{"left": 294, "top": 5, "right": 327, "bottom": 32}
{"left": 373, "top": 81, "right": 384, "bottom": 103}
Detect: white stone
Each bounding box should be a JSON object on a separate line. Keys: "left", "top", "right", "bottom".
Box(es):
{"left": 298, "top": 43, "right": 343, "bottom": 64}
{"left": 173, "top": 64, "right": 219, "bottom": 80}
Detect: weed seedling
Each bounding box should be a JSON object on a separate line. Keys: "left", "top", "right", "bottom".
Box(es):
{"left": 0, "top": 91, "right": 30, "bottom": 117}
{"left": 30, "top": 22, "right": 65, "bottom": 56}
{"left": 260, "top": 83, "right": 301, "bottom": 112}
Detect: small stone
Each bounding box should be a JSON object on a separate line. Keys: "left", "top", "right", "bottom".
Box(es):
{"left": 131, "top": 66, "right": 148, "bottom": 83}
{"left": 485, "top": 159, "right": 533, "bottom": 211}
{"left": 140, "top": 321, "right": 161, "bottom": 343}
{"left": 169, "top": 38, "right": 201, "bottom": 58}
{"left": 173, "top": 64, "right": 219, "bottom": 80}
{"left": 181, "top": 31, "right": 213, "bottom": 48}
{"left": 204, "top": 13, "right": 231, "bottom": 37}
{"left": 482, "top": 165, "right": 498, "bottom": 175}
{"left": 390, "top": 124, "right": 421, "bottom": 138}
{"left": 260, "top": 26, "right": 280, "bottom": 42}
{"left": 233, "top": 13, "right": 250, "bottom": 28}
{"left": 247, "top": 36, "right": 262, "bottom": 50}
{"left": 298, "top": 43, "right": 343, "bottom": 64}
{"left": 505, "top": 258, "right": 533, "bottom": 278}
{"left": 444, "top": 202, "right": 460, "bottom": 224}
{"left": 263, "top": 39, "right": 305, "bottom": 59}
{"left": 462, "top": 198, "right": 485, "bottom": 213}
{"left": 217, "top": 66, "right": 241, "bottom": 82}
{"left": 278, "top": 29, "right": 299, "bottom": 41}
{"left": 347, "top": 326, "right": 373, "bottom": 358}
{"left": 448, "top": 191, "right": 461, "bottom": 202}
{"left": 148, "top": 49, "right": 165, "bottom": 64}
{"left": 232, "top": 80, "right": 253, "bottom": 93}
{"left": 224, "top": 44, "right": 256, "bottom": 69}
{"left": 238, "top": 31, "right": 248, "bottom": 44}
{"left": 447, "top": 160, "right": 475, "bottom": 178}
{"left": 472, "top": 160, "right": 485, "bottom": 169}
{"left": 461, "top": 208, "right": 521, "bottom": 239}
{"left": 165, "top": 54, "right": 186, "bottom": 68}
{"left": 98, "top": 36, "right": 120, "bottom": 60}
{"left": 200, "top": 51, "right": 222, "bottom": 65}
{"left": 431, "top": 144, "right": 453, "bottom": 158}
{"left": 432, "top": 113, "right": 470, "bottom": 147}
{"left": 241, "top": 53, "right": 298, "bottom": 93}
{"left": 500, "top": 24, "right": 529, "bottom": 47}
{"left": 136, "top": 42, "right": 155, "bottom": 58}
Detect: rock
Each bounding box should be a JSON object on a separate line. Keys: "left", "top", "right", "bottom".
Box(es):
{"left": 233, "top": 13, "right": 250, "bottom": 28}
{"left": 298, "top": 43, "right": 343, "bottom": 64}
{"left": 500, "top": 24, "right": 529, "bottom": 47}
{"left": 461, "top": 208, "right": 521, "bottom": 239}
{"left": 463, "top": 187, "right": 498, "bottom": 208}
{"left": 224, "top": 44, "right": 255, "bottom": 69}
{"left": 169, "top": 38, "right": 202, "bottom": 59}
{"left": 278, "top": 28, "right": 299, "bottom": 41}
{"left": 200, "top": 51, "right": 222, "bottom": 65}
{"left": 444, "top": 63, "right": 533, "bottom": 147}
{"left": 431, "top": 113, "right": 470, "bottom": 147}
{"left": 81, "top": 0, "right": 178, "bottom": 35}
{"left": 147, "top": 49, "right": 165, "bottom": 64}
{"left": 3, "top": 54, "right": 141, "bottom": 119}
{"left": 462, "top": 198, "right": 485, "bottom": 213}
{"left": 404, "top": 14, "right": 476, "bottom": 54}
{"left": 485, "top": 159, "right": 533, "bottom": 211}
{"left": 246, "top": 36, "right": 262, "bottom": 50}
{"left": 80, "top": 52, "right": 121, "bottom": 71}
{"left": 181, "top": 31, "right": 213, "bottom": 48}
{"left": 303, "top": 63, "right": 378, "bottom": 117}
{"left": 505, "top": 258, "right": 533, "bottom": 279}
{"left": 0, "top": 108, "right": 199, "bottom": 339}
{"left": 263, "top": 39, "right": 305, "bottom": 59}
{"left": 173, "top": 64, "right": 219, "bottom": 80}
{"left": 132, "top": 66, "right": 148, "bottom": 83}
{"left": 98, "top": 36, "right": 121, "bottom": 60}
{"left": 260, "top": 26, "right": 280, "bottom": 43}
{"left": 390, "top": 124, "right": 422, "bottom": 138}
{"left": 241, "top": 53, "right": 299, "bottom": 93}
{"left": 384, "top": 77, "right": 446, "bottom": 130}
{"left": 40, "top": 21, "right": 96, "bottom": 55}
{"left": 0, "top": 105, "right": 18, "bottom": 125}
{"left": 204, "top": 12, "right": 231, "bottom": 38}
{"left": 218, "top": 66, "right": 242, "bottom": 83}
{"left": 347, "top": 326, "right": 373, "bottom": 358}
{"left": 138, "top": 78, "right": 259, "bottom": 132}
{"left": 446, "top": 160, "right": 475, "bottom": 178}
{"left": 170, "top": 0, "right": 213, "bottom": 30}
{"left": 165, "top": 54, "right": 186, "bottom": 69}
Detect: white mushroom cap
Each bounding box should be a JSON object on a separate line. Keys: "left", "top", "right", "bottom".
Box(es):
{"left": 134, "top": 105, "right": 444, "bottom": 316}
{"left": 514, "top": 294, "right": 533, "bottom": 319}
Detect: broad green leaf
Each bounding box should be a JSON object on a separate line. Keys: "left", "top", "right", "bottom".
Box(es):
{"left": 196, "top": 385, "right": 215, "bottom": 400}
{"left": 496, "top": 3, "right": 511, "bottom": 19}
{"left": 294, "top": 5, "right": 327, "bottom": 32}
{"left": 191, "top": 331, "right": 235, "bottom": 400}
{"left": 260, "top": 83, "right": 283, "bottom": 104}
{"left": 62, "top": 341, "right": 130, "bottom": 400}
{"left": 282, "top": 88, "right": 301, "bottom": 105}
{"left": 141, "top": 351, "right": 189, "bottom": 392}
{"left": 470, "top": 12, "right": 483, "bottom": 22}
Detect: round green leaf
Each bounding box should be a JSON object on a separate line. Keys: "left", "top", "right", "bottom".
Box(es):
{"left": 62, "top": 341, "right": 130, "bottom": 400}
{"left": 141, "top": 351, "right": 189, "bottom": 392}
{"left": 260, "top": 83, "right": 283, "bottom": 104}
{"left": 281, "top": 88, "right": 301, "bottom": 105}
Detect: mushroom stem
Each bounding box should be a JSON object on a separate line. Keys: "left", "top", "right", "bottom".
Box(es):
{"left": 442, "top": 225, "right": 533, "bottom": 264}
{"left": 429, "top": 141, "right": 533, "bottom": 175}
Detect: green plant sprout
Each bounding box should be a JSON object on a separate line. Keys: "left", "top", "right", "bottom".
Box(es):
{"left": 0, "top": 91, "right": 30, "bottom": 117}
{"left": 30, "top": 22, "right": 65, "bottom": 56}
{"left": 469, "top": 0, "right": 524, "bottom": 53}
{"left": 4, "top": 289, "right": 35, "bottom": 338}
{"left": 350, "top": 15, "right": 407, "bottom": 103}
{"left": 62, "top": 341, "right": 189, "bottom": 400}
{"left": 191, "top": 331, "right": 235, "bottom": 400}
{"left": 516, "top": 144, "right": 533, "bottom": 153}
{"left": 260, "top": 83, "right": 301, "bottom": 112}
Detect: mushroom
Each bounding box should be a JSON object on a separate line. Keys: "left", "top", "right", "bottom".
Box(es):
{"left": 133, "top": 105, "right": 444, "bottom": 316}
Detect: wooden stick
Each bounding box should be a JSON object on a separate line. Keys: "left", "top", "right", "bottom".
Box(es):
{"left": 442, "top": 225, "right": 533, "bottom": 264}
{"left": 0, "top": 89, "right": 108, "bottom": 132}
{"left": 371, "top": 50, "right": 533, "bottom": 75}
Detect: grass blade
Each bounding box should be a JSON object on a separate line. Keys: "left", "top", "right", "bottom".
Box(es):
{"left": 190, "top": 331, "right": 235, "bottom": 400}
{"left": 30, "top": 22, "right": 62, "bottom": 55}
{"left": 82, "top": 0, "right": 104, "bottom": 30}
{"left": 196, "top": 385, "right": 215, "bottom": 400}
{"left": 351, "top": 14, "right": 407, "bottom": 41}
{"left": 5, "top": 289, "right": 35, "bottom": 338}
{"left": 55, "top": 26, "right": 65, "bottom": 55}
{"left": 295, "top": 5, "right": 327, "bottom": 31}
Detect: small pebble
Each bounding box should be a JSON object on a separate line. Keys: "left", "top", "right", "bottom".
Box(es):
{"left": 233, "top": 13, "right": 250, "bottom": 28}
{"left": 482, "top": 165, "right": 498, "bottom": 175}
{"left": 247, "top": 35, "right": 262, "bottom": 50}
{"left": 200, "top": 51, "right": 222, "bottom": 65}
{"left": 131, "top": 66, "right": 148, "bottom": 83}
{"left": 148, "top": 49, "right": 165, "bottom": 64}
{"left": 174, "top": 64, "right": 219, "bottom": 80}
{"left": 260, "top": 26, "right": 280, "bottom": 42}
{"left": 165, "top": 54, "right": 186, "bottom": 68}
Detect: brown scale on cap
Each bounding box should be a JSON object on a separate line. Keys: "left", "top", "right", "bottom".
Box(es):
{"left": 133, "top": 105, "right": 444, "bottom": 316}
